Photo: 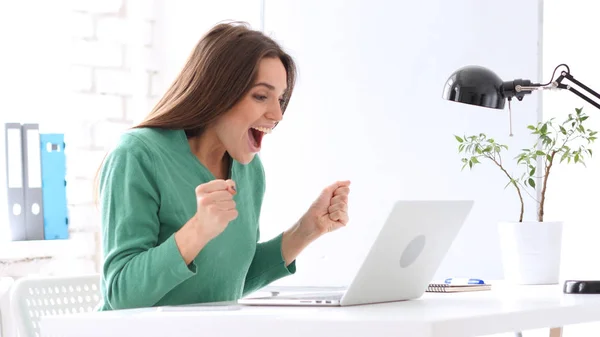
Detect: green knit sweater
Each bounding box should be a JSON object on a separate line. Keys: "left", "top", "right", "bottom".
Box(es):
{"left": 97, "top": 127, "right": 295, "bottom": 310}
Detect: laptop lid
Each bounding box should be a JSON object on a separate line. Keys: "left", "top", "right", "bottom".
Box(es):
{"left": 340, "top": 200, "right": 474, "bottom": 306}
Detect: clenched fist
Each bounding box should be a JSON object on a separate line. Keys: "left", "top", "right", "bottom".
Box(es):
{"left": 175, "top": 179, "right": 238, "bottom": 265}
{"left": 193, "top": 179, "right": 238, "bottom": 241}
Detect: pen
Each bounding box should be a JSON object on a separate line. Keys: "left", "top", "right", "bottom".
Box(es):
{"left": 444, "top": 278, "right": 485, "bottom": 285}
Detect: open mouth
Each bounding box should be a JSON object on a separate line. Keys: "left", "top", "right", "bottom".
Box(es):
{"left": 248, "top": 126, "right": 271, "bottom": 150}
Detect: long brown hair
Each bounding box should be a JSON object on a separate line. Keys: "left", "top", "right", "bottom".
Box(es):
{"left": 137, "top": 21, "right": 296, "bottom": 136}
{"left": 94, "top": 21, "right": 297, "bottom": 203}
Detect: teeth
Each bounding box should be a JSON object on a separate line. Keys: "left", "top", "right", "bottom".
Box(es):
{"left": 251, "top": 126, "right": 272, "bottom": 134}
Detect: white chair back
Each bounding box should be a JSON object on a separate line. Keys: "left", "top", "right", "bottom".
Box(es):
{"left": 1, "top": 277, "right": 16, "bottom": 337}
{"left": 9, "top": 274, "right": 101, "bottom": 337}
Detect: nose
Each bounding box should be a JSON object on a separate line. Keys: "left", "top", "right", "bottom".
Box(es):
{"left": 266, "top": 100, "right": 283, "bottom": 122}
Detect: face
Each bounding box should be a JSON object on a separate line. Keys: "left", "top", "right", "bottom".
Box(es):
{"left": 214, "top": 57, "right": 288, "bottom": 164}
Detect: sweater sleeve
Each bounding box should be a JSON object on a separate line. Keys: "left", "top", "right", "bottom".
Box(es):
{"left": 242, "top": 231, "right": 296, "bottom": 296}
{"left": 99, "top": 135, "right": 196, "bottom": 310}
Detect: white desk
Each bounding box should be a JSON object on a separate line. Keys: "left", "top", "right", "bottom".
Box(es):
{"left": 40, "top": 284, "right": 600, "bottom": 337}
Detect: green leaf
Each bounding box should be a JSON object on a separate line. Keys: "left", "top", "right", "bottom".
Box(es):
{"left": 535, "top": 150, "right": 545, "bottom": 156}
{"left": 588, "top": 149, "right": 593, "bottom": 157}
{"left": 575, "top": 154, "right": 580, "bottom": 163}
{"left": 559, "top": 126, "right": 567, "bottom": 135}
{"left": 471, "top": 157, "right": 480, "bottom": 164}
{"left": 455, "top": 135, "right": 464, "bottom": 143}
{"left": 529, "top": 167, "right": 536, "bottom": 176}
{"left": 527, "top": 125, "right": 536, "bottom": 130}
{"left": 528, "top": 178, "right": 536, "bottom": 188}
{"left": 541, "top": 124, "right": 548, "bottom": 134}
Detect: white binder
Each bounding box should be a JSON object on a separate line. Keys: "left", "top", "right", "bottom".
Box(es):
{"left": 4, "top": 123, "right": 26, "bottom": 240}
{"left": 22, "top": 123, "right": 44, "bottom": 240}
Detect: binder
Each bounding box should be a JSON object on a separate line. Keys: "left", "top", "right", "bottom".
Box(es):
{"left": 21, "top": 123, "right": 44, "bottom": 240}
{"left": 40, "top": 133, "right": 69, "bottom": 240}
{"left": 4, "top": 123, "right": 26, "bottom": 241}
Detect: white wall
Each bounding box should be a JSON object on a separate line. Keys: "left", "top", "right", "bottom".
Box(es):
{"left": 542, "top": 0, "right": 600, "bottom": 282}
{"left": 541, "top": 0, "right": 600, "bottom": 320}
{"left": 541, "top": 4, "right": 600, "bottom": 335}
{"left": 0, "top": 0, "right": 160, "bottom": 278}
{"left": 258, "top": 0, "right": 542, "bottom": 286}
{"left": 156, "top": 0, "right": 543, "bottom": 286}
{"left": 155, "top": 0, "right": 263, "bottom": 97}
{"left": 0, "top": 1, "right": 71, "bottom": 242}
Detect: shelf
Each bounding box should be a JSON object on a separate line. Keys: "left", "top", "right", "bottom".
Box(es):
{"left": 0, "top": 238, "right": 96, "bottom": 261}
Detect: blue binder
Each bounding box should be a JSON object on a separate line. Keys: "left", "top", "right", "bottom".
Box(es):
{"left": 40, "top": 134, "right": 69, "bottom": 239}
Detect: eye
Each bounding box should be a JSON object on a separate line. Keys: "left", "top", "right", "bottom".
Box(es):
{"left": 253, "top": 94, "right": 268, "bottom": 102}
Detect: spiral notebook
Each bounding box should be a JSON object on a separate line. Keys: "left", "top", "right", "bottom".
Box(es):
{"left": 426, "top": 283, "right": 491, "bottom": 293}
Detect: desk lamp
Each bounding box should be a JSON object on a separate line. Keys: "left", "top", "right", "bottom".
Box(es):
{"left": 442, "top": 63, "right": 600, "bottom": 294}
{"left": 443, "top": 63, "right": 600, "bottom": 110}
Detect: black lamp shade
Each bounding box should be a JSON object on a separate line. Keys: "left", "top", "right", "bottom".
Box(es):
{"left": 442, "top": 65, "right": 506, "bottom": 109}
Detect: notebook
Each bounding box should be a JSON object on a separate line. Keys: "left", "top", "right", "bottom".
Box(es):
{"left": 426, "top": 283, "right": 491, "bottom": 293}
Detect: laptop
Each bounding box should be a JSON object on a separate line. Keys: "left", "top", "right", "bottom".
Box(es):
{"left": 238, "top": 200, "right": 474, "bottom": 307}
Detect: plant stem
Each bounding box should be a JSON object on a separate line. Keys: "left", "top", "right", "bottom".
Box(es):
{"left": 517, "top": 181, "right": 540, "bottom": 203}
{"left": 489, "top": 156, "right": 524, "bottom": 222}
{"left": 537, "top": 126, "right": 576, "bottom": 222}
{"left": 538, "top": 151, "right": 556, "bottom": 222}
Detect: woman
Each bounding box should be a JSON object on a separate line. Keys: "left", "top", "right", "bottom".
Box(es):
{"left": 96, "top": 22, "right": 351, "bottom": 310}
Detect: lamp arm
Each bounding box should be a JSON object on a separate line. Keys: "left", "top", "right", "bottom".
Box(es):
{"left": 554, "top": 71, "right": 600, "bottom": 110}
{"left": 511, "top": 65, "right": 600, "bottom": 110}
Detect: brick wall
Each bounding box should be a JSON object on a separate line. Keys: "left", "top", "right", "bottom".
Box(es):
{"left": 67, "top": 0, "right": 160, "bottom": 273}
{"left": 0, "top": 0, "right": 161, "bottom": 277}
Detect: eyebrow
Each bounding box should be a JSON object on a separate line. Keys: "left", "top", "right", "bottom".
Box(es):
{"left": 253, "top": 82, "right": 276, "bottom": 90}
{"left": 253, "top": 82, "right": 287, "bottom": 93}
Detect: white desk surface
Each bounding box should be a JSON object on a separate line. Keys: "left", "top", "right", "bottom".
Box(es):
{"left": 40, "top": 283, "right": 600, "bottom": 337}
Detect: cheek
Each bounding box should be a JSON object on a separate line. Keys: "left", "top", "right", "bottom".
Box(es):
{"left": 221, "top": 120, "right": 250, "bottom": 144}
{"left": 242, "top": 100, "right": 266, "bottom": 121}
{"left": 219, "top": 100, "right": 264, "bottom": 139}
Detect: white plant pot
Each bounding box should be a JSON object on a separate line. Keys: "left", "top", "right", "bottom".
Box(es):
{"left": 497, "top": 221, "right": 563, "bottom": 285}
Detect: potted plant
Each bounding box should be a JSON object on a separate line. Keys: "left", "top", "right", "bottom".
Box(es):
{"left": 455, "top": 107, "right": 597, "bottom": 284}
